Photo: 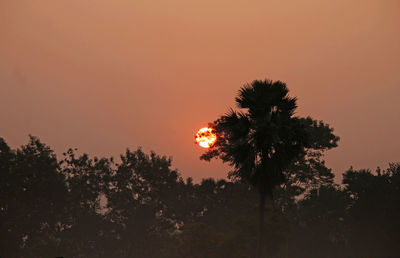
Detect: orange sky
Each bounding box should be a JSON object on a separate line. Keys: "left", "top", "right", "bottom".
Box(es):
{"left": 1, "top": 0, "right": 399, "bottom": 182}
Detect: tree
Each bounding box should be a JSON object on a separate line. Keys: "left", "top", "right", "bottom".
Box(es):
{"left": 58, "top": 148, "right": 114, "bottom": 257}
{"left": 104, "top": 148, "right": 185, "bottom": 258}
{"left": 163, "top": 179, "right": 290, "bottom": 258}
{"left": 276, "top": 117, "right": 339, "bottom": 213}
{"left": 341, "top": 164, "right": 400, "bottom": 257}
{"left": 200, "top": 80, "right": 338, "bottom": 257}
{"left": 290, "top": 185, "right": 351, "bottom": 258}
{"left": 0, "top": 136, "right": 69, "bottom": 257}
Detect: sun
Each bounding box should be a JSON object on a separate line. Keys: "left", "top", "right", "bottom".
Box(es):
{"left": 195, "top": 127, "right": 217, "bottom": 148}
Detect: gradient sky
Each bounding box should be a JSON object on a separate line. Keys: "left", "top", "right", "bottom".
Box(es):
{"left": 1, "top": 0, "right": 399, "bottom": 182}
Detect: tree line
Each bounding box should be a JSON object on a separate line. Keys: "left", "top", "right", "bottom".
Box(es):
{"left": 1, "top": 136, "right": 399, "bottom": 257}
{"left": 1, "top": 80, "right": 399, "bottom": 257}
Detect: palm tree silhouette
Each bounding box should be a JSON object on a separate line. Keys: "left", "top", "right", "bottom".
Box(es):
{"left": 201, "top": 80, "right": 308, "bottom": 257}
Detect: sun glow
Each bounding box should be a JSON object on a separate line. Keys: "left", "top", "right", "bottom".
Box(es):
{"left": 195, "top": 127, "right": 217, "bottom": 148}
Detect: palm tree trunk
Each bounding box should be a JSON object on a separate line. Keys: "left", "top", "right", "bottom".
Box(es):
{"left": 256, "top": 187, "right": 274, "bottom": 258}
{"left": 256, "top": 191, "right": 266, "bottom": 258}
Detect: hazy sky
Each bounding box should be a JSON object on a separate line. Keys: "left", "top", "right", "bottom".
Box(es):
{"left": 1, "top": 0, "right": 399, "bottom": 182}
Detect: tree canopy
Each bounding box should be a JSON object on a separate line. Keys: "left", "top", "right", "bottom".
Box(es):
{"left": 1, "top": 135, "right": 399, "bottom": 257}
{"left": 199, "top": 79, "right": 339, "bottom": 257}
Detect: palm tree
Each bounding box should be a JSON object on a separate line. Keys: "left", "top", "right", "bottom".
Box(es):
{"left": 201, "top": 79, "right": 309, "bottom": 257}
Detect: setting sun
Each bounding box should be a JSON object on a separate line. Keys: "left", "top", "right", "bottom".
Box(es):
{"left": 195, "top": 127, "right": 217, "bottom": 148}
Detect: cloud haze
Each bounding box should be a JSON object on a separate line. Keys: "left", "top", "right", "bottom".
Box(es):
{"left": 1, "top": 0, "right": 399, "bottom": 181}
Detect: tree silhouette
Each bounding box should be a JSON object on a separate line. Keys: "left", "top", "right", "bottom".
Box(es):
{"left": 275, "top": 117, "right": 339, "bottom": 213}
{"left": 103, "top": 148, "right": 185, "bottom": 258}
{"left": 341, "top": 164, "right": 400, "bottom": 257}
{"left": 200, "top": 79, "right": 338, "bottom": 257}
{"left": 290, "top": 184, "right": 351, "bottom": 258}
{"left": 58, "top": 148, "right": 114, "bottom": 257}
{"left": 0, "top": 136, "right": 68, "bottom": 257}
{"left": 3, "top": 134, "right": 400, "bottom": 257}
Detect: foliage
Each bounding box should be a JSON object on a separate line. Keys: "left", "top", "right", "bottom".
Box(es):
{"left": 1, "top": 135, "right": 399, "bottom": 257}
{"left": 201, "top": 80, "right": 308, "bottom": 192}
{"left": 0, "top": 136, "right": 68, "bottom": 257}
{"left": 199, "top": 80, "right": 339, "bottom": 257}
